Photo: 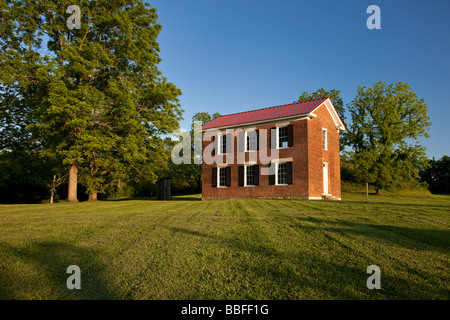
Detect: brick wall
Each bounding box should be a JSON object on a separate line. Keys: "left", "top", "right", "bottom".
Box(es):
{"left": 307, "top": 104, "right": 341, "bottom": 200}
{"left": 202, "top": 105, "right": 342, "bottom": 200}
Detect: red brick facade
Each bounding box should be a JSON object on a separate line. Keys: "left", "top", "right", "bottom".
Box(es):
{"left": 202, "top": 101, "right": 343, "bottom": 200}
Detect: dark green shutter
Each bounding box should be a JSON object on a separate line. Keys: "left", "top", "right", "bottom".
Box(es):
{"left": 269, "top": 165, "right": 275, "bottom": 185}
{"left": 226, "top": 167, "right": 231, "bottom": 186}
{"left": 226, "top": 133, "right": 232, "bottom": 154}
{"left": 254, "top": 165, "right": 260, "bottom": 186}
{"left": 256, "top": 130, "right": 260, "bottom": 151}
{"left": 270, "top": 127, "right": 277, "bottom": 149}
{"left": 287, "top": 162, "right": 293, "bottom": 184}
{"left": 212, "top": 136, "right": 216, "bottom": 156}
{"left": 238, "top": 131, "right": 245, "bottom": 153}
{"left": 238, "top": 166, "right": 244, "bottom": 186}
{"left": 288, "top": 125, "right": 294, "bottom": 147}
{"left": 212, "top": 167, "right": 217, "bottom": 187}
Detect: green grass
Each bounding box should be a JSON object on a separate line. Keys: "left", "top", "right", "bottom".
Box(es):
{"left": 0, "top": 192, "right": 449, "bottom": 300}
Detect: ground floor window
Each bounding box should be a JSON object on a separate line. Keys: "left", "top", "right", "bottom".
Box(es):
{"left": 277, "top": 162, "right": 288, "bottom": 185}
{"left": 269, "top": 161, "right": 292, "bottom": 185}
{"left": 219, "top": 167, "right": 227, "bottom": 187}
{"left": 246, "top": 165, "right": 255, "bottom": 186}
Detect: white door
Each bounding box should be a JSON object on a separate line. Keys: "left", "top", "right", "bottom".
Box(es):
{"left": 323, "top": 163, "right": 328, "bottom": 195}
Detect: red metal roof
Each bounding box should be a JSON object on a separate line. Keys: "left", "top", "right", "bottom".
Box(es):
{"left": 202, "top": 97, "right": 328, "bottom": 130}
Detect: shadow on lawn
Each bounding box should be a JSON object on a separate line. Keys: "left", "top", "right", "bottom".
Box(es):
{"left": 290, "top": 217, "right": 450, "bottom": 254}
{"left": 343, "top": 200, "right": 450, "bottom": 209}
{"left": 164, "top": 226, "right": 444, "bottom": 299}
{"left": 166, "top": 226, "right": 368, "bottom": 299}
{"left": 0, "top": 241, "right": 116, "bottom": 299}
{"left": 105, "top": 195, "right": 201, "bottom": 202}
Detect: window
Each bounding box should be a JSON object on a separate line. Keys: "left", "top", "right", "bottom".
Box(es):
{"left": 214, "top": 167, "right": 230, "bottom": 187}
{"left": 269, "top": 162, "right": 292, "bottom": 185}
{"left": 246, "top": 165, "right": 255, "bottom": 186}
{"left": 270, "top": 125, "right": 293, "bottom": 149}
{"left": 323, "top": 129, "right": 327, "bottom": 150}
{"left": 219, "top": 167, "right": 227, "bottom": 187}
{"left": 220, "top": 134, "right": 227, "bottom": 154}
{"left": 277, "top": 162, "right": 288, "bottom": 185}
{"left": 218, "top": 134, "right": 231, "bottom": 155}
{"left": 246, "top": 130, "right": 257, "bottom": 152}
{"left": 238, "top": 165, "right": 259, "bottom": 186}
{"left": 278, "top": 126, "right": 289, "bottom": 148}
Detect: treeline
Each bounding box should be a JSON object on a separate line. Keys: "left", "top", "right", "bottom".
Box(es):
{"left": 419, "top": 156, "right": 450, "bottom": 194}
{"left": 341, "top": 155, "right": 450, "bottom": 194}
{"left": 1, "top": 146, "right": 447, "bottom": 204}
{"left": 2, "top": 80, "right": 446, "bottom": 204}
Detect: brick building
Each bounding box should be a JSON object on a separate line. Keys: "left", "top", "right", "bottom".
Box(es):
{"left": 201, "top": 97, "right": 345, "bottom": 200}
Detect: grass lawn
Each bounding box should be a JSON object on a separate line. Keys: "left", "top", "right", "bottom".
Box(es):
{"left": 0, "top": 192, "right": 448, "bottom": 300}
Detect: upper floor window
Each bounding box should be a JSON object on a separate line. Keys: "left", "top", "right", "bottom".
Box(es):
{"left": 221, "top": 134, "right": 227, "bottom": 154}
{"left": 278, "top": 126, "right": 289, "bottom": 148}
{"left": 322, "top": 128, "right": 327, "bottom": 150}
{"left": 246, "top": 130, "right": 257, "bottom": 152}
{"left": 218, "top": 133, "right": 231, "bottom": 155}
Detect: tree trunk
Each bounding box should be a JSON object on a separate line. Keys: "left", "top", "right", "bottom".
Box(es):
{"left": 50, "top": 174, "right": 56, "bottom": 204}
{"left": 366, "top": 181, "right": 369, "bottom": 202}
{"left": 375, "top": 185, "right": 381, "bottom": 195}
{"left": 67, "top": 164, "right": 79, "bottom": 203}
{"left": 88, "top": 193, "right": 97, "bottom": 201}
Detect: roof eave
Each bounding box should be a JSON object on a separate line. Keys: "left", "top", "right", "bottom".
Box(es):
{"left": 201, "top": 114, "right": 312, "bottom": 132}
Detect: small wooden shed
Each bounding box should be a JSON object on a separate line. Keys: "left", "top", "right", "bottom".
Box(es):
{"left": 156, "top": 178, "right": 172, "bottom": 200}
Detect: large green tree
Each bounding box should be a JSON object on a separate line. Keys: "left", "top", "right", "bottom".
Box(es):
{"left": 1, "top": 0, "right": 182, "bottom": 202}
{"left": 346, "top": 81, "right": 431, "bottom": 193}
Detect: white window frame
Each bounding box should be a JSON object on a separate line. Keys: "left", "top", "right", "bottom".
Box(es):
{"left": 275, "top": 162, "right": 288, "bottom": 186}
{"left": 217, "top": 166, "right": 228, "bottom": 188}
{"left": 322, "top": 128, "right": 328, "bottom": 151}
{"left": 217, "top": 134, "right": 229, "bottom": 155}
{"left": 245, "top": 130, "right": 257, "bottom": 152}
{"left": 276, "top": 125, "right": 289, "bottom": 149}
{"left": 244, "top": 164, "right": 256, "bottom": 187}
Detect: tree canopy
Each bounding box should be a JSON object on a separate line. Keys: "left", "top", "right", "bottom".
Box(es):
{"left": 1, "top": 0, "right": 183, "bottom": 201}
{"left": 297, "top": 88, "right": 345, "bottom": 124}
{"left": 345, "top": 81, "right": 431, "bottom": 192}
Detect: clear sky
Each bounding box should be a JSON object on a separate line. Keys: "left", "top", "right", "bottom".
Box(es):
{"left": 150, "top": 0, "right": 449, "bottom": 159}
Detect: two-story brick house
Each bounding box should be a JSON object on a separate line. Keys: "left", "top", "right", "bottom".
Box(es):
{"left": 201, "top": 97, "right": 345, "bottom": 200}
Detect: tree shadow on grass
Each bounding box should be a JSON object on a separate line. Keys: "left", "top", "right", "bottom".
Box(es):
{"left": 162, "top": 226, "right": 445, "bottom": 299}
{"left": 0, "top": 240, "right": 117, "bottom": 299}
{"left": 104, "top": 197, "right": 155, "bottom": 201}
{"left": 342, "top": 200, "right": 450, "bottom": 209}
{"left": 165, "top": 226, "right": 365, "bottom": 299}
{"left": 171, "top": 195, "right": 202, "bottom": 201}
{"left": 104, "top": 195, "right": 201, "bottom": 202}
{"left": 289, "top": 217, "right": 450, "bottom": 254}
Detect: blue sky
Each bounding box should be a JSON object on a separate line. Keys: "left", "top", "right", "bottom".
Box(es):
{"left": 150, "top": 0, "right": 449, "bottom": 159}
